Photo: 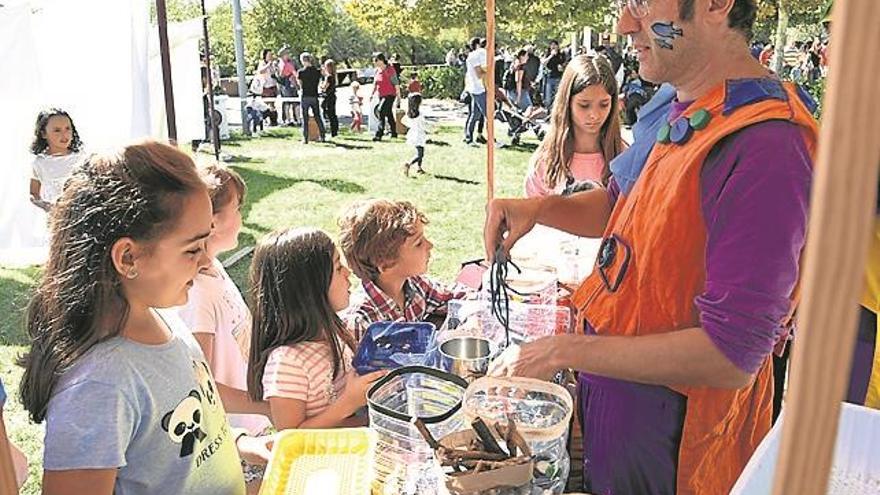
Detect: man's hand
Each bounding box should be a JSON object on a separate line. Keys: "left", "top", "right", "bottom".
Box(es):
{"left": 483, "top": 197, "right": 542, "bottom": 260}
{"left": 487, "top": 336, "right": 567, "bottom": 380}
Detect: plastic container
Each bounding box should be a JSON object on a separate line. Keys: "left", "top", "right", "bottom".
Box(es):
{"left": 463, "top": 376, "right": 574, "bottom": 494}
{"left": 439, "top": 299, "right": 572, "bottom": 350}
{"left": 352, "top": 321, "right": 436, "bottom": 374}
{"left": 367, "top": 366, "right": 470, "bottom": 495}
{"left": 731, "top": 403, "right": 880, "bottom": 494}
{"left": 482, "top": 262, "right": 558, "bottom": 306}
{"left": 259, "top": 428, "right": 376, "bottom": 495}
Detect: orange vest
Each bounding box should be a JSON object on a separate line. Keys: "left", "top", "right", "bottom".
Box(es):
{"left": 571, "top": 79, "right": 818, "bottom": 494}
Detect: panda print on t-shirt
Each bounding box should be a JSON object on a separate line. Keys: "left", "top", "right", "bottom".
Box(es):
{"left": 161, "top": 359, "right": 226, "bottom": 459}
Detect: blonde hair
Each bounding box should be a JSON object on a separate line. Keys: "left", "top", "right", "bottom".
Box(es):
{"left": 199, "top": 163, "right": 246, "bottom": 213}
{"left": 338, "top": 199, "right": 428, "bottom": 282}
{"left": 540, "top": 55, "right": 624, "bottom": 189}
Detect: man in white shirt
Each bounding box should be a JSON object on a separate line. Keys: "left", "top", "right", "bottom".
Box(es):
{"left": 464, "top": 37, "right": 488, "bottom": 144}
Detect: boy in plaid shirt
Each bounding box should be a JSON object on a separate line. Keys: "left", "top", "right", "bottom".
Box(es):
{"left": 339, "top": 199, "right": 469, "bottom": 341}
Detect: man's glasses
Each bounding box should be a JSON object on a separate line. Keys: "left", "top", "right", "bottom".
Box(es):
{"left": 616, "top": 0, "right": 650, "bottom": 19}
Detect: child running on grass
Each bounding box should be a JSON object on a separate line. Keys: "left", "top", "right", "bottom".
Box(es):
{"left": 402, "top": 93, "right": 428, "bottom": 177}
{"left": 247, "top": 228, "right": 386, "bottom": 430}
{"left": 18, "top": 141, "right": 271, "bottom": 494}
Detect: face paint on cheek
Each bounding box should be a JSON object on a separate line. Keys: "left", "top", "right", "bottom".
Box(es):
{"left": 651, "top": 21, "right": 684, "bottom": 50}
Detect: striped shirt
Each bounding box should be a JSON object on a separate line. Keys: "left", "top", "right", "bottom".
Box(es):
{"left": 261, "top": 340, "right": 353, "bottom": 418}
{"left": 346, "top": 275, "right": 469, "bottom": 342}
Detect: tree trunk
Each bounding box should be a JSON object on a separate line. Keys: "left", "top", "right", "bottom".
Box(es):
{"left": 773, "top": 0, "right": 789, "bottom": 75}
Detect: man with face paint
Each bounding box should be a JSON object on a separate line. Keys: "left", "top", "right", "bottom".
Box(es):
{"left": 484, "top": 0, "right": 819, "bottom": 493}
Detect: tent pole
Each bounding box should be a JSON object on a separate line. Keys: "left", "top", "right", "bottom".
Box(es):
{"left": 200, "top": 0, "right": 220, "bottom": 159}
{"left": 485, "top": 0, "right": 496, "bottom": 203}
{"left": 155, "top": 0, "right": 177, "bottom": 143}
{"left": 771, "top": 1, "right": 880, "bottom": 493}
{"left": 231, "top": 0, "right": 250, "bottom": 136}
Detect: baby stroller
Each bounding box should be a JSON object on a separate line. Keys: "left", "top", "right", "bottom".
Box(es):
{"left": 493, "top": 88, "right": 546, "bottom": 146}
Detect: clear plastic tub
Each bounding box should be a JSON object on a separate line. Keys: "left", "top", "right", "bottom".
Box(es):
{"left": 259, "top": 428, "right": 375, "bottom": 495}
{"left": 463, "top": 376, "right": 574, "bottom": 494}
{"left": 438, "top": 299, "right": 573, "bottom": 350}
{"left": 367, "top": 366, "right": 469, "bottom": 495}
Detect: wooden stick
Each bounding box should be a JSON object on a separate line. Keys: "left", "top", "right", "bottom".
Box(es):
{"left": 460, "top": 456, "right": 531, "bottom": 470}
{"left": 506, "top": 414, "right": 531, "bottom": 457}
{"left": 471, "top": 417, "right": 505, "bottom": 455}
{"left": 444, "top": 450, "right": 509, "bottom": 462}
{"left": 413, "top": 418, "right": 441, "bottom": 450}
{"left": 485, "top": 0, "right": 496, "bottom": 203}
{"left": 771, "top": 1, "right": 880, "bottom": 494}
{"left": 0, "top": 412, "right": 18, "bottom": 495}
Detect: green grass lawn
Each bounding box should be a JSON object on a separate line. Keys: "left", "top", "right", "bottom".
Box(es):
{"left": 0, "top": 121, "right": 537, "bottom": 494}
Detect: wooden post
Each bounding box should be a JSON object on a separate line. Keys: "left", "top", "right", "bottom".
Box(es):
{"left": 200, "top": 0, "right": 221, "bottom": 159}
{"left": 771, "top": 1, "right": 880, "bottom": 493}
{"left": 0, "top": 413, "right": 18, "bottom": 495}
{"left": 156, "top": 0, "right": 178, "bottom": 143}
{"left": 485, "top": 0, "right": 496, "bottom": 203}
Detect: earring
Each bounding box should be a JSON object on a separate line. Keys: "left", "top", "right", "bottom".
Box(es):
{"left": 126, "top": 269, "right": 139, "bottom": 280}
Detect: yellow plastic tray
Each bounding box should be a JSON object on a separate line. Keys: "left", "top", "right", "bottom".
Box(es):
{"left": 259, "top": 428, "right": 376, "bottom": 495}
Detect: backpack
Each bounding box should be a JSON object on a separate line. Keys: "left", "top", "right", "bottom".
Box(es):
{"left": 503, "top": 66, "right": 517, "bottom": 91}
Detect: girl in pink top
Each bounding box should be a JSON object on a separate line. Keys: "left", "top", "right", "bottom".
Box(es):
{"left": 247, "top": 228, "right": 387, "bottom": 430}
{"left": 524, "top": 55, "right": 625, "bottom": 197}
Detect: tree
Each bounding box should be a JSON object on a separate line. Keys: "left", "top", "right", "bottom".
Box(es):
{"left": 248, "top": 0, "right": 336, "bottom": 61}
{"left": 324, "top": 11, "right": 378, "bottom": 67}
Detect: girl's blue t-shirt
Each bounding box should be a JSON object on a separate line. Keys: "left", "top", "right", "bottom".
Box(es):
{"left": 43, "top": 309, "right": 245, "bottom": 495}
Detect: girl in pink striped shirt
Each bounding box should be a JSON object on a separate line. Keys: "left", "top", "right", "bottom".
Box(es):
{"left": 247, "top": 228, "right": 386, "bottom": 430}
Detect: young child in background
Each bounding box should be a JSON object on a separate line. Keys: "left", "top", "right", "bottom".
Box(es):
{"left": 402, "top": 93, "right": 428, "bottom": 177}
{"left": 338, "top": 199, "right": 469, "bottom": 341}
{"left": 29, "top": 108, "right": 86, "bottom": 211}
{"left": 175, "top": 164, "right": 271, "bottom": 435}
{"left": 19, "top": 141, "right": 271, "bottom": 494}
{"left": 407, "top": 72, "right": 422, "bottom": 95}
{"left": 349, "top": 81, "right": 363, "bottom": 132}
{"left": 246, "top": 76, "right": 270, "bottom": 134}
{"left": 247, "top": 228, "right": 386, "bottom": 430}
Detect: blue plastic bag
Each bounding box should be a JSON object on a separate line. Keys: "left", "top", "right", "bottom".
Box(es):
{"left": 352, "top": 321, "right": 436, "bottom": 374}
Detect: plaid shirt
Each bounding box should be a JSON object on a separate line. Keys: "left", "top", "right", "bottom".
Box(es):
{"left": 346, "top": 275, "right": 468, "bottom": 342}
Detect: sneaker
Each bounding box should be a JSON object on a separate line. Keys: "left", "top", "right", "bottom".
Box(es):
{"left": 476, "top": 135, "right": 487, "bottom": 144}
{"left": 468, "top": 141, "right": 481, "bottom": 147}
{"left": 417, "top": 168, "right": 426, "bottom": 174}
{"left": 372, "top": 136, "right": 382, "bottom": 142}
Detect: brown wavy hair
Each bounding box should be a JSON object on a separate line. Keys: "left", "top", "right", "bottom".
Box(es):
{"left": 18, "top": 141, "right": 205, "bottom": 423}
{"left": 539, "top": 55, "right": 624, "bottom": 189}
{"left": 337, "top": 199, "right": 428, "bottom": 283}
{"left": 247, "top": 228, "right": 355, "bottom": 401}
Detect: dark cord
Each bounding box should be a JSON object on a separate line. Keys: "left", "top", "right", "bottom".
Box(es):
{"left": 489, "top": 246, "right": 524, "bottom": 347}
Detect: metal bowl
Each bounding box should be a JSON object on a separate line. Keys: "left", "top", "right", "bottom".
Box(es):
{"left": 440, "top": 337, "right": 492, "bottom": 380}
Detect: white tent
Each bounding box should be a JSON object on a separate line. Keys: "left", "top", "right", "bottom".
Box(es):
{"left": 0, "top": 0, "right": 205, "bottom": 266}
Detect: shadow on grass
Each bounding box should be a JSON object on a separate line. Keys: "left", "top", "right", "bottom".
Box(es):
{"left": 224, "top": 155, "right": 265, "bottom": 164}
{"left": 233, "top": 167, "right": 366, "bottom": 219}
{"left": 432, "top": 174, "right": 481, "bottom": 186}
{"left": 507, "top": 142, "right": 539, "bottom": 152}
{"left": 326, "top": 140, "right": 372, "bottom": 150}
{"left": 425, "top": 139, "right": 451, "bottom": 147}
